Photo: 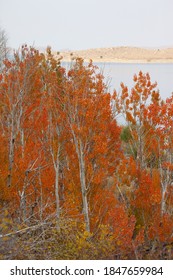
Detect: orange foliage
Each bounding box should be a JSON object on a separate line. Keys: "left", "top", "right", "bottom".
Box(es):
{"left": 0, "top": 48, "right": 172, "bottom": 259}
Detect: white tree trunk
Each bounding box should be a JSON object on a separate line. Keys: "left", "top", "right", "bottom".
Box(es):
{"left": 7, "top": 113, "right": 15, "bottom": 187}
{"left": 75, "top": 137, "right": 90, "bottom": 232}
{"left": 55, "top": 163, "right": 60, "bottom": 231}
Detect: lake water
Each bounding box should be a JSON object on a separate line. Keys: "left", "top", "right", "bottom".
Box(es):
{"left": 62, "top": 61, "right": 173, "bottom": 124}
{"left": 95, "top": 62, "right": 173, "bottom": 100}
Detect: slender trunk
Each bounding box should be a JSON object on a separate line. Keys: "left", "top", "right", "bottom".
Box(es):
{"left": 78, "top": 140, "right": 90, "bottom": 232}
{"left": 137, "top": 124, "right": 144, "bottom": 170}
{"left": 52, "top": 144, "right": 61, "bottom": 231}
{"left": 55, "top": 164, "right": 60, "bottom": 231}
{"left": 21, "top": 128, "right": 24, "bottom": 158}
{"left": 20, "top": 190, "right": 27, "bottom": 222}
{"left": 19, "top": 171, "right": 29, "bottom": 223}
{"left": 49, "top": 113, "right": 61, "bottom": 230}
{"left": 8, "top": 130, "right": 15, "bottom": 187}
{"left": 161, "top": 188, "right": 166, "bottom": 215}
{"left": 69, "top": 121, "right": 90, "bottom": 232}
{"left": 38, "top": 168, "right": 45, "bottom": 232}
{"left": 158, "top": 139, "right": 167, "bottom": 216}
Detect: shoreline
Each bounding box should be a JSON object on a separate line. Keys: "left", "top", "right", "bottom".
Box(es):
{"left": 60, "top": 58, "right": 173, "bottom": 64}
{"left": 54, "top": 46, "right": 173, "bottom": 64}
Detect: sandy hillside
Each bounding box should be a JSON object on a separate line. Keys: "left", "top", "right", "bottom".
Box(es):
{"left": 54, "top": 47, "right": 173, "bottom": 63}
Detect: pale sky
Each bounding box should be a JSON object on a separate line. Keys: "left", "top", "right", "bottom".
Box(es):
{"left": 1, "top": 0, "right": 173, "bottom": 51}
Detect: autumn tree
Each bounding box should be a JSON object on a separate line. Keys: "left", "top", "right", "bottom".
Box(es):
{"left": 0, "top": 45, "right": 50, "bottom": 222}
{"left": 39, "top": 47, "right": 67, "bottom": 230}
{"left": 62, "top": 58, "right": 121, "bottom": 232}
{"left": 113, "top": 71, "right": 173, "bottom": 257}
{"left": 153, "top": 95, "right": 173, "bottom": 214}
{"left": 0, "top": 45, "right": 172, "bottom": 259}
{"left": 0, "top": 26, "right": 8, "bottom": 71}
{"left": 113, "top": 71, "right": 159, "bottom": 170}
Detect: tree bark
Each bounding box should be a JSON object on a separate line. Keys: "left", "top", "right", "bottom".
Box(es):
{"left": 78, "top": 138, "right": 90, "bottom": 232}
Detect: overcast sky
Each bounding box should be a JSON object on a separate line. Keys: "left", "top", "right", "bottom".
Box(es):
{"left": 1, "top": 0, "right": 173, "bottom": 51}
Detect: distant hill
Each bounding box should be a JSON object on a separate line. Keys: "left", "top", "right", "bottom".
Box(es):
{"left": 54, "top": 46, "right": 173, "bottom": 63}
